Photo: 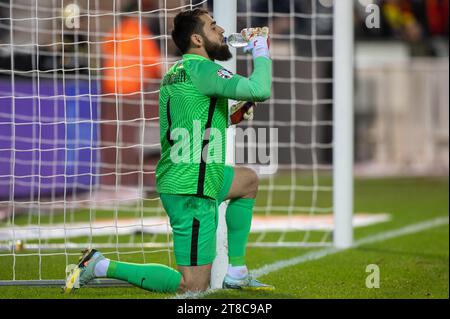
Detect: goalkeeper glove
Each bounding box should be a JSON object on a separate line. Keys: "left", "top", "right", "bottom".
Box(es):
{"left": 230, "top": 101, "right": 255, "bottom": 125}
{"left": 243, "top": 27, "right": 270, "bottom": 59}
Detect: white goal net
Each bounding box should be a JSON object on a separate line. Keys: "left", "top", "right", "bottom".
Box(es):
{"left": 0, "top": 0, "right": 354, "bottom": 285}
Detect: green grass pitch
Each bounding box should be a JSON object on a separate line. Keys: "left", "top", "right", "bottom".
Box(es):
{"left": 0, "top": 176, "right": 448, "bottom": 299}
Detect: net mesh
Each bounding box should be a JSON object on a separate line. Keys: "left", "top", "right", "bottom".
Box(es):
{"left": 0, "top": 0, "right": 334, "bottom": 282}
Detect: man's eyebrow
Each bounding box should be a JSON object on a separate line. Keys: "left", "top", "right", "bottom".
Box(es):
{"left": 211, "top": 21, "right": 217, "bottom": 26}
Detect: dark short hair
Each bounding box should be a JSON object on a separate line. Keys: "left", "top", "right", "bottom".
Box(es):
{"left": 171, "top": 8, "right": 209, "bottom": 54}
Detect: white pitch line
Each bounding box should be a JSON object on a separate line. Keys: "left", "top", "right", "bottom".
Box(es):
{"left": 252, "top": 216, "right": 449, "bottom": 279}
{"left": 170, "top": 216, "right": 449, "bottom": 299}
{"left": 171, "top": 288, "right": 219, "bottom": 299}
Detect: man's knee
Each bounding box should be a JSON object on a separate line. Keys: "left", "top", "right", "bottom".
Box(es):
{"left": 245, "top": 168, "right": 259, "bottom": 199}
{"left": 178, "top": 265, "right": 211, "bottom": 292}
{"left": 179, "top": 274, "right": 210, "bottom": 292}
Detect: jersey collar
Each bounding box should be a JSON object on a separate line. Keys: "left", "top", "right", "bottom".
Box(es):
{"left": 182, "top": 54, "right": 211, "bottom": 61}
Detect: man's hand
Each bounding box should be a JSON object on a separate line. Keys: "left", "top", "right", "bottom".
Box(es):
{"left": 230, "top": 101, "right": 255, "bottom": 125}
{"left": 243, "top": 27, "right": 270, "bottom": 59}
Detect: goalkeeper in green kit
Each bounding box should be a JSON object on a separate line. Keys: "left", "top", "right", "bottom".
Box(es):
{"left": 64, "top": 8, "right": 273, "bottom": 294}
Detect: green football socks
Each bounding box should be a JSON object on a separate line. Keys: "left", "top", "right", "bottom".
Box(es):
{"left": 106, "top": 261, "right": 182, "bottom": 293}
{"left": 225, "top": 198, "right": 255, "bottom": 266}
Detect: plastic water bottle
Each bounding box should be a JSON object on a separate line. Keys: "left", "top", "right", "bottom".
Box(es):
{"left": 225, "top": 27, "right": 269, "bottom": 48}
{"left": 225, "top": 33, "right": 249, "bottom": 48}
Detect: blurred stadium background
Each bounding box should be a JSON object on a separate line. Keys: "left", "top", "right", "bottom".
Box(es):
{"left": 0, "top": 0, "right": 448, "bottom": 298}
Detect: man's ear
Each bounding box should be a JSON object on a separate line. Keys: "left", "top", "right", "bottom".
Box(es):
{"left": 191, "top": 33, "right": 203, "bottom": 48}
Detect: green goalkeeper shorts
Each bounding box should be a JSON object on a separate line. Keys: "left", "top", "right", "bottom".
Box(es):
{"left": 159, "top": 166, "right": 234, "bottom": 266}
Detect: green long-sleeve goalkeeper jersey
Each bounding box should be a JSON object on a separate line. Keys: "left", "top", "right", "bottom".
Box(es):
{"left": 156, "top": 53, "right": 272, "bottom": 199}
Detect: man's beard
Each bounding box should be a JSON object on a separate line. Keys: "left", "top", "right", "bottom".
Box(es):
{"left": 204, "top": 37, "right": 232, "bottom": 61}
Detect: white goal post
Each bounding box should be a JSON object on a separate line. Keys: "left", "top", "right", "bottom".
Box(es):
{"left": 211, "top": 0, "right": 236, "bottom": 290}
{"left": 333, "top": 0, "right": 354, "bottom": 249}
